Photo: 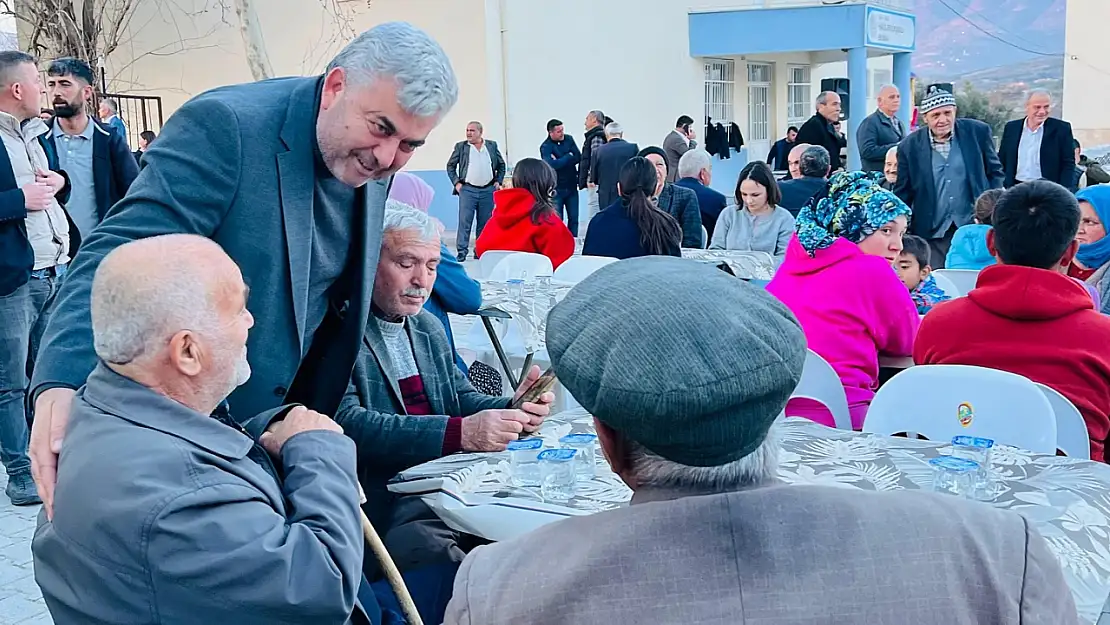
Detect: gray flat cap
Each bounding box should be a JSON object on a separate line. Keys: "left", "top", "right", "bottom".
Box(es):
{"left": 546, "top": 257, "right": 806, "bottom": 467}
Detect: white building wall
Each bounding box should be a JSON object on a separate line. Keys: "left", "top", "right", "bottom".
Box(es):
{"left": 811, "top": 55, "right": 895, "bottom": 120}
{"left": 1063, "top": 0, "right": 1110, "bottom": 147}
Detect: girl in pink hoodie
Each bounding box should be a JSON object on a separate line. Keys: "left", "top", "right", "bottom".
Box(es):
{"left": 767, "top": 172, "right": 920, "bottom": 429}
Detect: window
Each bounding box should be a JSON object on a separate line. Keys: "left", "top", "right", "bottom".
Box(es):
{"left": 747, "top": 63, "right": 773, "bottom": 144}
{"left": 787, "top": 65, "right": 811, "bottom": 126}
{"left": 704, "top": 59, "right": 735, "bottom": 123}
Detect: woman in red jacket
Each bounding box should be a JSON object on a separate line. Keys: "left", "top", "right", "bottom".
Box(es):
{"left": 476, "top": 157, "right": 575, "bottom": 268}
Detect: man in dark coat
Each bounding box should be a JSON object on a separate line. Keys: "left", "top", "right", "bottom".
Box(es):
{"left": 675, "top": 148, "right": 727, "bottom": 242}
{"left": 998, "top": 90, "right": 1075, "bottom": 188}
{"left": 540, "top": 119, "right": 581, "bottom": 235}
{"left": 590, "top": 122, "right": 639, "bottom": 210}
{"left": 856, "top": 85, "right": 906, "bottom": 173}
{"left": 640, "top": 146, "right": 702, "bottom": 248}
{"left": 894, "top": 86, "right": 1004, "bottom": 268}
{"left": 43, "top": 57, "right": 139, "bottom": 242}
{"left": 778, "top": 145, "right": 830, "bottom": 217}
{"left": 794, "top": 91, "right": 846, "bottom": 172}
{"left": 766, "top": 126, "right": 798, "bottom": 171}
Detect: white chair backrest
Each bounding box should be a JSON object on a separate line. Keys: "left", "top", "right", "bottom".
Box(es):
{"left": 552, "top": 255, "right": 618, "bottom": 284}
{"left": 929, "top": 272, "right": 961, "bottom": 299}
{"left": 864, "top": 365, "right": 1057, "bottom": 453}
{"left": 473, "top": 251, "right": 516, "bottom": 279}
{"left": 1036, "top": 383, "right": 1090, "bottom": 459}
{"left": 700, "top": 225, "right": 708, "bottom": 249}
{"left": 788, "top": 350, "right": 852, "bottom": 430}
{"left": 484, "top": 252, "right": 554, "bottom": 281}
{"left": 932, "top": 269, "right": 979, "bottom": 297}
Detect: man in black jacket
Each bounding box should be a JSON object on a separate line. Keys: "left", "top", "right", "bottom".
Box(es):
{"left": 540, "top": 119, "right": 581, "bottom": 235}
{"left": 580, "top": 110, "right": 607, "bottom": 222}
{"left": 998, "top": 90, "right": 1075, "bottom": 188}
{"left": 894, "top": 86, "right": 1004, "bottom": 267}
{"left": 795, "top": 91, "right": 846, "bottom": 172}
{"left": 590, "top": 122, "right": 638, "bottom": 210}
{"left": 778, "top": 145, "right": 830, "bottom": 217}
{"left": 44, "top": 58, "right": 139, "bottom": 241}
{"left": 0, "top": 51, "right": 70, "bottom": 506}
{"left": 766, "top": 126, "right": 797, "bottom": 171}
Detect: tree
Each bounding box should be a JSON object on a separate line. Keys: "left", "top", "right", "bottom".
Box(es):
{"left": 4, "top": 0, "right": 138, "bottom": 75}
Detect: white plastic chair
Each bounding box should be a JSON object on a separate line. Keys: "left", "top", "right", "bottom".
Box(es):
{"left": 932, "top": 269, "right": 979, "bottom": 297}
{"left": 472, "top": 251, "right": 516, "bottom": 279}
{"left": 787, "top": 350, "right": 852, "bottom": 430}
{"left": 1036, "top": 383, "right": 1091, "bottom": 459}
{"left": 484, "top": 252, "right": 554, "bottom": 281}
{"left": 930, "top": 272, "right": 961, "bottom": 299}
{"left": 552, "top": 255, "right": 618, "bottom": 284}
{"left": 864, "top": 365, "right": 1057, "bottom": 454}
{"left": 700, "top": 225, "right": 708, "bottom": 249}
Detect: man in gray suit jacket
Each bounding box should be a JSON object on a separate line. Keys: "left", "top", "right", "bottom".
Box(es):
{"left": 661, "top": 115, "right": 697, "bottom": 183}
{"left": 27, "top": 23, "right": 460, "bottom": 518}
{"left": 336, "top": 204, "right": 553, "bottom": 570}
{"left": 444, "top": 257, "right": 1078, "bottom": 625}
{"left": 33, "top": 235, "right": 375, "bottom": 624}
{"left": 857, "top": 84, "right": 906, "bottom": 172}
{"left": 446, "top": 121, "right": 505, "bottom": 261}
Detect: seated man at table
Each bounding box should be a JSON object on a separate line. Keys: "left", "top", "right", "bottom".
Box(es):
{"left": 444, "top": 256, "right": 1077, "bottom": 624}
{"left": 32, "top": 235, "right": 377, "bottom": 624}
{"left": 335, "top": 203, "right": 554, "bottom": 570}
{"left": 915, "top": 180, "right": 1110, "bottom": 462}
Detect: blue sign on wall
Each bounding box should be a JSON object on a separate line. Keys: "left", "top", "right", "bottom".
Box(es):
{"left": 865, "top": 6, "right": 915, "bottom": 52}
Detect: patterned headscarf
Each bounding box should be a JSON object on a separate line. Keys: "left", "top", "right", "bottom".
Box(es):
{"left": 795, "top": 171, "right": 912, "bottom": 256}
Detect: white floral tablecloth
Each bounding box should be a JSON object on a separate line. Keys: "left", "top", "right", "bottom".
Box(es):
{"left": 392, "top": 408, "right": 1110, "bottom": 624}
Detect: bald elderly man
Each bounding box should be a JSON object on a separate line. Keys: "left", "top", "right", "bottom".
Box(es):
{"left": 31, "top": 235, "right": 379, "bottom": 624}
{"left": 857, "top": 84, "right": 906, "bottom": 173}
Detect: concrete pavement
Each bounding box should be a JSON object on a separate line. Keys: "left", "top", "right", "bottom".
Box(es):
{"left": 0, "top": 474, "right": 51, "bottom": 624}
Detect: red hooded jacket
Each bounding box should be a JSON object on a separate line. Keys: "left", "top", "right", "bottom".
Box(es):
{"left": 915, "top": 264, "right": 1110, "bottom": 461}
{"left": 475, "top": 188, "right": 575, "bottom": 269}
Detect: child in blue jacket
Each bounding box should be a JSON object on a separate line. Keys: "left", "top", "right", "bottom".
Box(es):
{"left": 946, "top": 188, "right": 1004, "bottom": 270}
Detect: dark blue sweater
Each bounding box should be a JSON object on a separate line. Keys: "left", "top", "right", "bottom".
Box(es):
{"left": 540, "top": 135, "right": 581, "bottom": 191}
{"left": 582, "top": 201, "right": 682, "bottom": 260}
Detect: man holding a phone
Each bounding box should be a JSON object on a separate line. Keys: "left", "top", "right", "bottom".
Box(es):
{"left": 662, "top": 115, "right": 698, "bottom": 183}
{"left": 335, "top": 202, "right": 554, "bottom": 573}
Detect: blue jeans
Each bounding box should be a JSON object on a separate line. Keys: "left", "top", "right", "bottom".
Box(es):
{"left": 554, "top": 187, "right": 580, "bottom": 236}
{"left": 358, "top": 562, "right": 460, "bottom": 625}
{"left": 0, "top": 264, "right": 66, "bottom": 476}
{"left": 455, "top": 185, "right": 495, "bottom": 257}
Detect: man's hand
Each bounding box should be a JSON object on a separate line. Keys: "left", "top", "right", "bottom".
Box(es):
{"left": 587, "top": 182, "right": 596, "bottom": 189}
{"left": 35, "top": 168, "right": 65, "bottom": 195}
{"left": 511, "top": 366, "right": 556, "bottom": 434}
{"left": 31, "top": 387, "right": 75, "bottom": 520}
{"left": 494, "top": 183, "right": 502, "bottom": 191}
{"left": 687, "top": 128, "right": 697, "bottom": 140}
{"left": 21, "top": 182, "right": 54, "bottom": 211}
{"left": 455, "top": 182, "right": 463, "bottom": 193}
{"left": 460, "top": 410, "right": 524, "bottom": 452}
{"left": 258, "top": 407, "right": 342, "bottom": 458}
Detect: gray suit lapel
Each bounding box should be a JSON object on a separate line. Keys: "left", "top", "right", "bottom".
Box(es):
{"left": 409, "top": 325, "right": 450, "bottom": 416}
{"left": 276, "top": 78, "right": 320, "bottom": 349}
{"left": 363, "top": 328, "right": 404, "bottom": 411}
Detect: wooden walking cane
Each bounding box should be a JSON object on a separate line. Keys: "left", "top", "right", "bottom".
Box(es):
{"left": 358, "top": 487, "right": 424, "bottom": 625}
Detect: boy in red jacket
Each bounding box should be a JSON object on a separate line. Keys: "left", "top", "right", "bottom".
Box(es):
{"left": 915, "top": 180, "right": 1110, "bottom": 461}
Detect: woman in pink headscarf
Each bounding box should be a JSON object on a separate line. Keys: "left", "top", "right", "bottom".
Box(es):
{"left": 388, "top": 172, "right": 482, "bottom": 373}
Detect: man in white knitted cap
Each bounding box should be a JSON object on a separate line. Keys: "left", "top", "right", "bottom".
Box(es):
{"left": 894, "top": 84, "right": 1004, "bottom": 268}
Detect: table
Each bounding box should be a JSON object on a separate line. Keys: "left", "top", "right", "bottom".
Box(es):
{"left": 390, "top": 408, "right": 1110, "bottom": 624}
{"left": 465, "top": 250, "right": 776, "bottom": 385}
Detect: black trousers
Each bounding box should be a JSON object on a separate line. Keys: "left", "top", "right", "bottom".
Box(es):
{"left": 926, "top": 225, "right": 959, "bottom": 270}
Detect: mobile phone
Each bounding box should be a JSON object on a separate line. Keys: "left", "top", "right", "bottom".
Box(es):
{"left": 511, "top": 367, "right": 558, "bottom": 410}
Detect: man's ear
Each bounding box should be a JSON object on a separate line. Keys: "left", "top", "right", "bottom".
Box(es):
{"left": 1060, "top": 239, "right": 1080, "bottom": 268}
{"left": 986, "top": 228, "right": 999, "bottom": 260}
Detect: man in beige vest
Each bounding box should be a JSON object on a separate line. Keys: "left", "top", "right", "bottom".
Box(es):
{"left": 0, "top": 51, "right": 69, "bottom": 506}
{"left": 444, "top": 257, "right": 1078, "bottom": 625}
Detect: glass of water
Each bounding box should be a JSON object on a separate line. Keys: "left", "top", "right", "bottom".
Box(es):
{"left": 929, "top": 456, "right": 980, "bottom": 497}
{"left": 559, "top": 433, "right": 598, "bottom": 479}
{"left": 506, "top": 278, "right": 525, "bottom": 299}
{"left": 508, "top": 438, "right": 543, "bottom": 487}
{"left": 951, "top": 436, "right": 996, "bottom": 500}
{"left": 538, "top": 448, "right": 577, "bottom": 501}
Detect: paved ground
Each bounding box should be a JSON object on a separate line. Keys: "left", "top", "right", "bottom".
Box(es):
{"left": 0, "top": 474, "right": 51, "bottom": 624}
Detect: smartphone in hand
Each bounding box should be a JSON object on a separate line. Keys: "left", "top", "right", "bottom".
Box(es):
{"left": 511, "top": 367, "right": 558, "bottom": 411}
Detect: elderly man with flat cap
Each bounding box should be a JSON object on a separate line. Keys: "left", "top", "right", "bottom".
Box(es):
{"left": 442, "top": 257, "right": 1077, "bottom": 625}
